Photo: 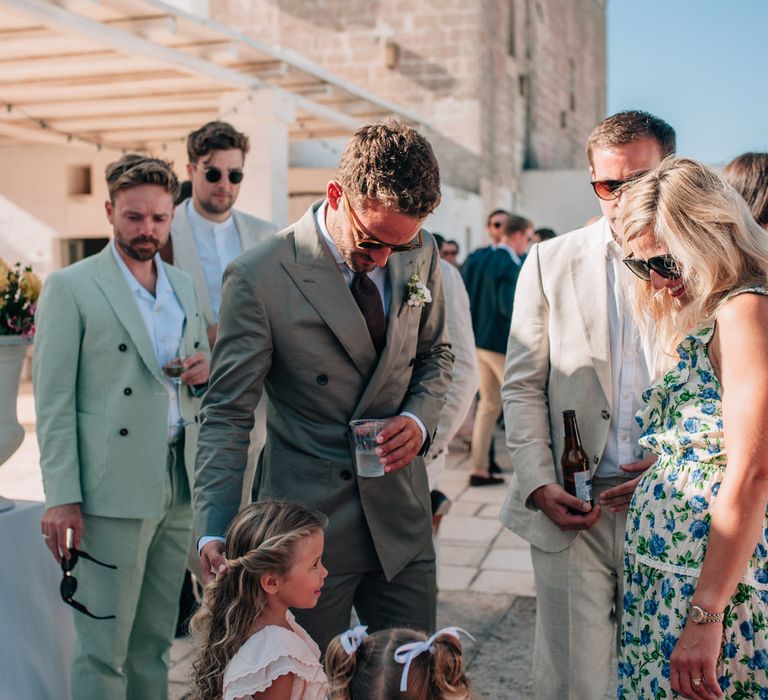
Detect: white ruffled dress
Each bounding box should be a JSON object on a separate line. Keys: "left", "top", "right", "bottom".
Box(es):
{"left": 222, "top": 611, "right": 329, "bottom": 700}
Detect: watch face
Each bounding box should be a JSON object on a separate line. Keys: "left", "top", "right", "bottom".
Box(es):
{"left": 690, "top": 606, "right": 704, "bottom": 623}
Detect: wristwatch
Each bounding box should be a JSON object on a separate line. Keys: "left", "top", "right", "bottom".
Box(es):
{"left": 689, "top": 604, "right": 725, "bottom": 624}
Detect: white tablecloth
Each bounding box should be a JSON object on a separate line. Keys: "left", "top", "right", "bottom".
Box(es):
{"left": 0, "top": 500, "right": 74, "bottom": 700}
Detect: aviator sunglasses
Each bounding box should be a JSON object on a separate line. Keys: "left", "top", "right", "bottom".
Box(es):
{"left": 342, "top": 191, "right": 423, "bottom": 253}
{"left": 60, "top": 547, "right": 118, "bottom": 620}
{"left": 623, "top": 253, "right": 681, "bottom": 281}
{"left": 202, "top": 166, "right": 244, "bottom": 185}
{"left": 591, "top": 170, "right": 649, "bottom": 201}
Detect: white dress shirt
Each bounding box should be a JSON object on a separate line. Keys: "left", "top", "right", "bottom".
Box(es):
{"left": 596, "top": 225, "right": 652, "bottom": 478}
{"left": 111, "top": 241, "right": 185, "bottom": 439}
{"left": 497, "top": 242, "right": 522, "bottom": 266}
{"left": 186, "top": 199, "right": 243, "bottom": 322}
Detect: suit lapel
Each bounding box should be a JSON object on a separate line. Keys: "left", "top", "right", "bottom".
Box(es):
{"left": 233, "top": 210, "right": 259, "bottom": 249}
{"left": 281, "top": 203, "right": 378, "bottom": 379}
{"left": 165, "top": 266, "right": 197, "bottom": 357}
{"left": 171, "top": 203, "right": 215, "bottom": 325}
{"left": 94, "top": 246, "right": 162, "bottom": 380}
{"left": 570, "top": 243, "right": 612, "bottom": 406}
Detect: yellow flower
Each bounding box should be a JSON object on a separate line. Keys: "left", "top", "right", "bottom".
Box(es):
{"left": 19, "top": 271, "right": 42, "bottom": 302}
{"left": 0, "top": 258, "right": 9, "bottom": 294}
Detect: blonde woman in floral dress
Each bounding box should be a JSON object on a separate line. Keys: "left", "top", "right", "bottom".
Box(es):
{"left": 617, "top": 157, "right": 768, "bottom": 700}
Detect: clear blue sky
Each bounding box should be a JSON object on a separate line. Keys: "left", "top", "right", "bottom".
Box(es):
{"left": 608, "top": 0, "right": 768, "bottom": 165}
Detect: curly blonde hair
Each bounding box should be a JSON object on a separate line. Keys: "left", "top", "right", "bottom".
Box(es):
{"left": 336, "top": 119, "right": 441, "bottom": 218}
{"left": 325, "top": 628, "right": 471, "bottom": 700}
{"left": 189, "top": 501, "right": 327, "bottom": 699}
{"left": 620, "top": 156, "right": 768, "bottom": 368}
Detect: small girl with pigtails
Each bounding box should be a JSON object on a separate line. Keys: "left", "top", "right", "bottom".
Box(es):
{"left": 324, "top": 624, "right": 473, "bottom": 699}
{"left": 190, "top": 500, "right": 329, "bottom": 700}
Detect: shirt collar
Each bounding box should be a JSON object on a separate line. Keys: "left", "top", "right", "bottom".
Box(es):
{"left": 602, "top": 219, "right": 623, "bottom": 261}
{"left": 497, "top": 242, "right": 522, "bottom": 265}
{"left": 315, "top": 200, "right": 345, "bottom": 267}
{"left": 110, "top": 239, "right": 171, "bottom": 300}
{"left": 186, "top": 198, "right": 234, "bottom": 233}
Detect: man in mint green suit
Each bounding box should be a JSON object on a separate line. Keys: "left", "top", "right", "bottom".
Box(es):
{"left": 34, "top": 155, "right": 210, "bottom": 700}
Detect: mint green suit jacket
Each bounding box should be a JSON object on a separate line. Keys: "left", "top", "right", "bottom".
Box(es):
{"left": 33, "top": 244, "right": 210, "bottom": 518}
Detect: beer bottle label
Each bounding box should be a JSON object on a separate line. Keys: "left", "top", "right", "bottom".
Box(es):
{"left": 573, "top": 471, "right": 593, "bottom": 503}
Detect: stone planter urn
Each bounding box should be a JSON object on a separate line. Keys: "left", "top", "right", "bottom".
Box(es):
{"left": 0, "top": 336, "right": 31, "bottom": 512}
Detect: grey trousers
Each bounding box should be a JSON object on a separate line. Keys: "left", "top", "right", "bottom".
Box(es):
{"left": 530, "top": 477, "right": 628, "bottom": 700}
{"left": 293, "top": 557, "right": 437, "bottom": 654}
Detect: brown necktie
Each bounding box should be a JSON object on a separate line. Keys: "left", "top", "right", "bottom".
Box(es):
{"left": 351, "top": 272, "right": 387, "bottom": 353}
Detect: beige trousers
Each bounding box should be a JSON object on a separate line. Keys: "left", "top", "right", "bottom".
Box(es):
{"left": 470, "top": 348, "right": 505, "bottom": 470}
{"left": 530, "top": 478, "right": 627, "bottom": 700}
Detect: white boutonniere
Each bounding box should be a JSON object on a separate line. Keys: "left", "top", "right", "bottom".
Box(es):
{"left": 406, "top": 273, "right": 432, "bottom": 308}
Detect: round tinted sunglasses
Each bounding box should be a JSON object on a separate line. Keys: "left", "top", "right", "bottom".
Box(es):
{"left": 60, "top": 547, "right": 118, "bottom": 620}
{"left": 202, "top": 166, "right": 244, "bottom": 185}
{"left": 622, "top": 253, "right": 681, "bottom": 281}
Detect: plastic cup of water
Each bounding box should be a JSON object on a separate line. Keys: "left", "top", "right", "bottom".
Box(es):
{"left": 349, "top": 419, "right": 388, "bottom": 478}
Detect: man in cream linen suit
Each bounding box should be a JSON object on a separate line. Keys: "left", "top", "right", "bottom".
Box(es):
{"left": 194, "top": 120, "right": 453, "bottom": 651}
{"left": 167, "top": 121, "right": 277, "bottom": 347}
{"left": 35, "top": 155, "right": 209, "bottom": 700}
{"left": 499, "top": 111, "right": 676, "bottom": 699}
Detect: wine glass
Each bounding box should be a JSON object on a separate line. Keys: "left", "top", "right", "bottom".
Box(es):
{"left": 162, "top": 339, "right": 190, "bottom": 429}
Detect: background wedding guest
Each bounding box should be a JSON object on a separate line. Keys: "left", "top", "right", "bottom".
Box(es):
{"left": 193, "top": 120, "right": 453, "bottom": 652}
{"left": 164, "top": 121, "right": 277, "bottom": 348}
{"left": 533, "top": 227, "right": 557, "bottom": 243}
{"left": 35, "top": 155, "right": 209, "bottom": 699}
{"left": 426, "top": 257, "right": 479, "bottom": 533}
{"left": 723, "top": 151, "right": 768, "bottom": 229}
{"left": 617, "top": 157, "right": 768, "bottom": 699}
{"left": 464, "top": 214, "right": 532, "bottom": 487}
{"left": 499, "top": 110, "right": 675, "bottom": 699}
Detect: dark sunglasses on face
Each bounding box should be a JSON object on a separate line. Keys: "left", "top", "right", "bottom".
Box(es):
{"left": 591, "top": 171, "right": 649, "bottom": 201}
{"left": 60, "top": 548, "right": 118, "bottom": 620}
{"left": 203, "top": 166, "right": 244, "bottom": 185}
{"left": 342, "top": 192, "right": 423, "bottom": 253}
{"left": 622, "top": 253, "right": 681, "bottom": 281}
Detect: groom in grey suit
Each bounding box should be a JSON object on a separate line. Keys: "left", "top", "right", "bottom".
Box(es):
{"left": 193, "top": 120, "right": 453, "bottom": 650}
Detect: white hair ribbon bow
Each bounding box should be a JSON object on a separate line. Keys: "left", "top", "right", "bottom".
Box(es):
{"left": 339, "top": 625, "right": 368, "bottom": 655}
{"left": 393, "top": 626, "right": 474, "bottom": 692}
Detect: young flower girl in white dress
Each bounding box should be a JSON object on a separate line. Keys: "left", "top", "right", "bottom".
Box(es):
{"left": 190, "top": 500, "right": 329, "bottom": 700}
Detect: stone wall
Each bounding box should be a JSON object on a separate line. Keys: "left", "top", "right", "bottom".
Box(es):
{"left": 212, "top": 0, "right": 605, "bottom": 206}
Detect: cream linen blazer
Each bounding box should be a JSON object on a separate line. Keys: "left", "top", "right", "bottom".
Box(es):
{"left": 499, "top": 218, "right": 620, "bottom": 553}
{"left": 170, "top": 203, "right": 278, "bottom": 328}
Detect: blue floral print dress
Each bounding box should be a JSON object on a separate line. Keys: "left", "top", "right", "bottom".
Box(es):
{"left": 618, "top": 288, "right": 768, "bottom": 699}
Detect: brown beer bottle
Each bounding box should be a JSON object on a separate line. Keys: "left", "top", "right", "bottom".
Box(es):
{"left": 561, "top": 410, "right": 593, "bottom": 513}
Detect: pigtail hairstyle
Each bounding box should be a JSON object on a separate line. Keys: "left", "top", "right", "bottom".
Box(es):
{"left": 189, "top": 501, "right": 327, "bottom": 699}
{"left": 325, "top": 627, "right": 471, "bottom": 700}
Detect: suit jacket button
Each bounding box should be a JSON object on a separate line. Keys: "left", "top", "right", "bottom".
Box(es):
{"left": 118, "top": 343, "right": 127, "bottom": 352}
{"left": 601, "top": 409, "right": 610, "bottom": 420}
{"left": 317, "top": 374, "right": 328, "bottom": 386}
{"left": 340, "top": 470, "right": 353, "bottom": 480}
{"left": 119, "top": 428, "right": 129, "bottom": 436}
{"left": 123, "top": 387, "right": 132, "bottom": 396}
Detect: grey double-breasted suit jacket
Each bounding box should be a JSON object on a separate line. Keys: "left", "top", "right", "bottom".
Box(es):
{"left": 193, "top": 202, "right": 454, "bottom": 579}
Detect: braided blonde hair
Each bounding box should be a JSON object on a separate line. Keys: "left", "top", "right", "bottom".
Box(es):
{"left": 325, "top": 628, "right": 471, "bottom": 700}
{"left": 190, "top": 501, "right": 327, "bottom": 699}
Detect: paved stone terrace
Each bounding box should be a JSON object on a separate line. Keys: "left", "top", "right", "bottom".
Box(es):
{"left": 4, "top": 386, "right": 537, "bottom": 698}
